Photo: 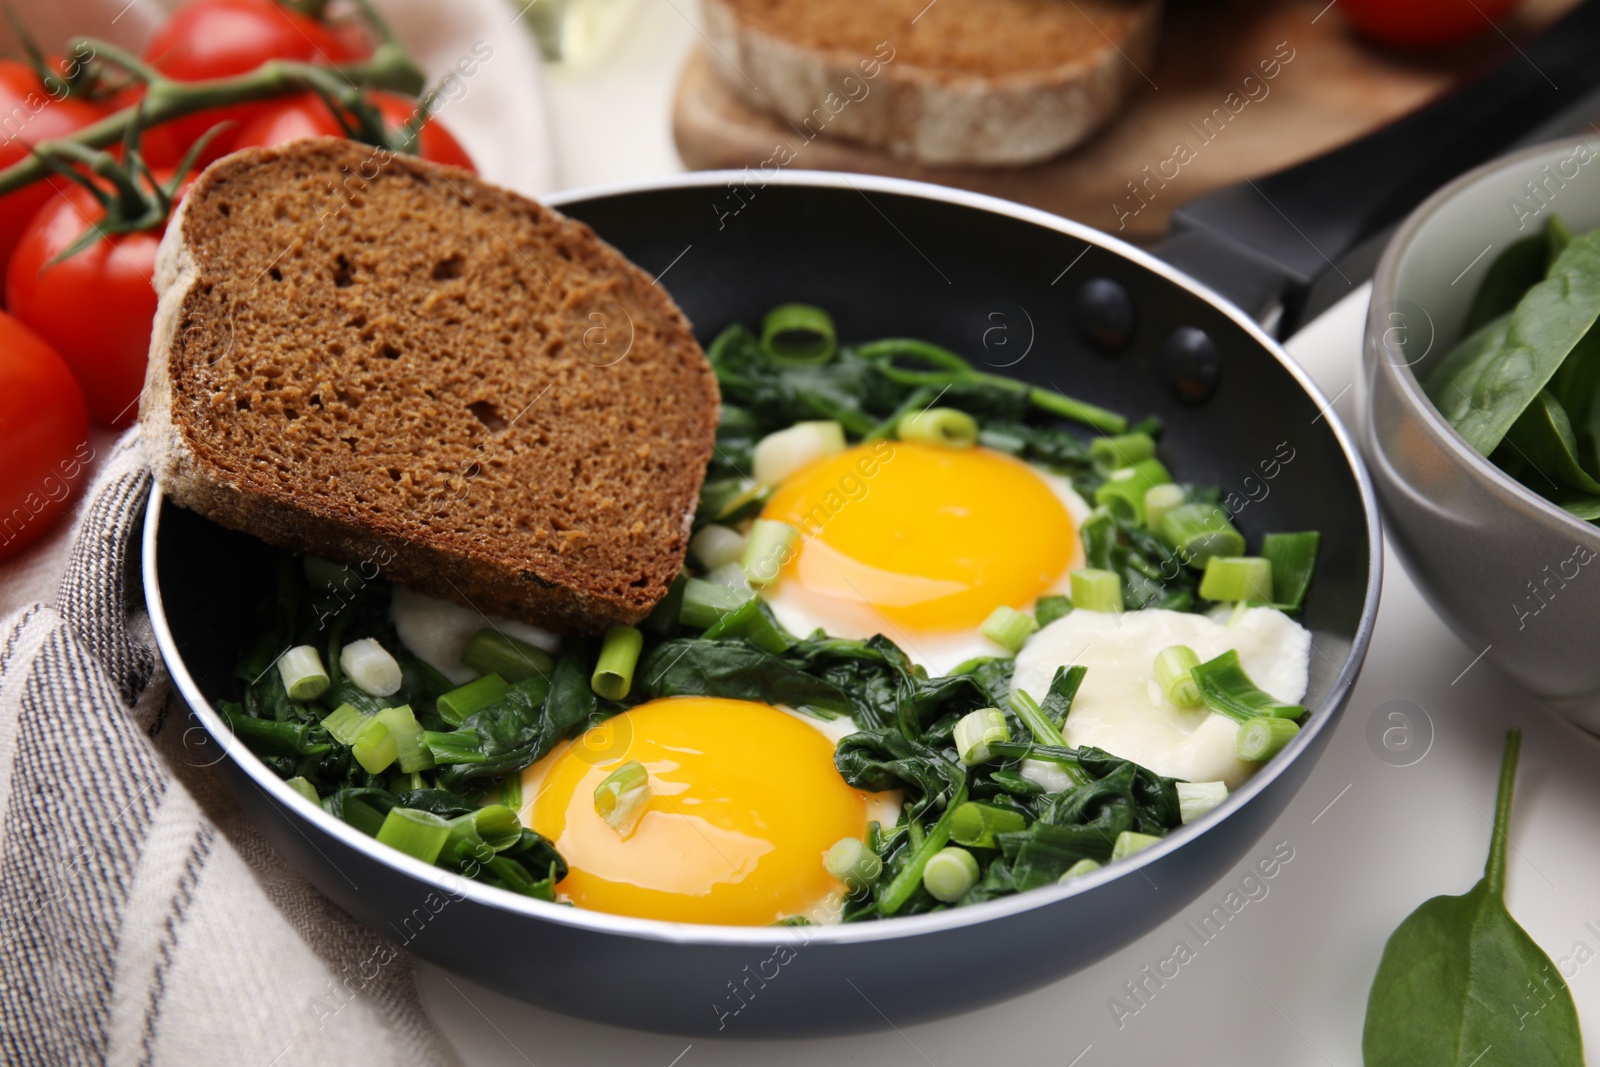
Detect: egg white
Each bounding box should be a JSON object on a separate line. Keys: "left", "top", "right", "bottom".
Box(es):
{"left": 1011, "top": 606, "right": 1311, "bottom": 789}
{"left": 390, "top": 586, "right": 559, "bottom": 685}
{"left": 760, "top": 464, "right": 1094, "bottom": 675}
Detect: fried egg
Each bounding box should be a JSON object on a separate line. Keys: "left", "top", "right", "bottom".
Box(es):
{"left": 1012, "top": 606, "right": 1311, "bottom": 788}
{"left": 520, "top": 697, "right": 900, "bottom": 925}
{"left": 759, "top": 441, "right": 1091, "bottom": 673}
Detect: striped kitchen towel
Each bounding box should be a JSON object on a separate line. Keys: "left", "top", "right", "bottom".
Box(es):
{"left": 0, "top": 430, "right": 450, "bottom": 1067}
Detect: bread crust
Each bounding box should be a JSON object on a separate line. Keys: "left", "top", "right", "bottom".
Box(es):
{"left": 141, "top": 139, "right": 718, "bottom": 633}
{"left": 701, "top": 0, "right": 1161, "bottom": 166}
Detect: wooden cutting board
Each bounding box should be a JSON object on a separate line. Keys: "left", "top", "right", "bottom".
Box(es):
{"left": 673, "top": 0, "right": 1576, "bottom": 242}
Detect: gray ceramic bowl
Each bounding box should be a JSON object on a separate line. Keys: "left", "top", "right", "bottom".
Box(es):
{"left": 1365, "top": 136, "right": 1600, "bottom": 732}
{"left": 146, "top": 172, "right": 1381, "bottom": 1036}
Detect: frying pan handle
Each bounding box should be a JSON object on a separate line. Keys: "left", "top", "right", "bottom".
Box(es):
{"left": 1161, "top": 0, "right": 1600, "bottom": 333}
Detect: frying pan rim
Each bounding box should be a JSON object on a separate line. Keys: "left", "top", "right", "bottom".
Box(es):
{"left": 142, "top": 169, "right": 1383, "bottom": 948}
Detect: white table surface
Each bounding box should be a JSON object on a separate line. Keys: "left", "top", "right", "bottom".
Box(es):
{"left": 423, "top": 11, "right": 1600, "bottom": 1063}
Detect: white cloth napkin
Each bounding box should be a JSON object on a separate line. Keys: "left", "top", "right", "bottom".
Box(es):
{"left": 0, "top": 3, "right": 554, "bottom": 1063}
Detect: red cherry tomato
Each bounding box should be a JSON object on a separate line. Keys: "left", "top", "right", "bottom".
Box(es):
{"left": 141, "top": 0, "right": 368, "bottom": 167}
{"left": 231, "top": 91, "right": 476, "bottom": 171}
{"left": 0, "top": 309, "right": 90, "bottom": 562}
{"left": 0, "top": 61, "right": 112, "bottom": 296}
{"left": 6, "top": 172, "right": 193, "bottom": 428}
{"left": 1339, "top": 0, "right": 1521, "bottom": 48}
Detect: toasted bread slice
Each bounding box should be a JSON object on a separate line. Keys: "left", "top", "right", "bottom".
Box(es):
{"left": 142, "top": 139, "right": 718, "bottom": 633}
{"left": 702, "top": 0, "right": 1161, "bottom": 166}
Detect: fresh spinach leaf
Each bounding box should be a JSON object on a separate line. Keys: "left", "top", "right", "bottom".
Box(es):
{"left": 1500, "top": 390, "right": 1600, "bottom": 495}
{"left": 1465, "top": 232, "right": 1549, "bottom": 333}
{"left": 1362, "top": 731, "right": 1583, "bottom": 1067}
{"left": 1426, "top": 229, "right": 1600, "bottom": 457}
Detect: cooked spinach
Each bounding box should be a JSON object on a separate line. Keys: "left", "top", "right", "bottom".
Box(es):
{"left": 1363, "top": 730, "right": 1583, "bottom": 1066}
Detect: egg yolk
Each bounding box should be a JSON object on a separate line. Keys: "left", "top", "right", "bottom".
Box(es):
{"left": 761, "top": 441, "right": 1076, "bottom": 631}
{"left": 524, "top": 697, "right": 867, "bottom": 925}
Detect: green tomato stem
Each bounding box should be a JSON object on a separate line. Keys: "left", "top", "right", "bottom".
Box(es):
{"left": 0, "top": 38, "right": 425, "bottom": 198}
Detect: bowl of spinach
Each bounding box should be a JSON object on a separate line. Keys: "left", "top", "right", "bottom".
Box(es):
{"left": 1366, "top": 136, "right": 1600, "bottom": 731}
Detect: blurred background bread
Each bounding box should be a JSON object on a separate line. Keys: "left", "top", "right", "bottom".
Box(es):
{"left": 700, "top": 0, "right": 1162, "bottom": 166}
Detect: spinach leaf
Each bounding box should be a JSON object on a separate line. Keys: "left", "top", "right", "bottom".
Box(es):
{"left": 1465, "top": 232, "right": 1549, "bottom": 333}
{"left": 435, "top": 655, "right": 590, "bottom": 789}
{"left": 1500, "top": 390, "right": 1600, "bottom": 495}
{"left": 1363, "top": 731, "right": 1583, "bottom": 1067}
{"left": 834, "top": 728, "right": 964, "bottom": 805}
{"left": 1426, "top": 229, "right": 1600, "bottom": 456}
{"left": 639, "top": 638, "right": 853, "bottom": 715}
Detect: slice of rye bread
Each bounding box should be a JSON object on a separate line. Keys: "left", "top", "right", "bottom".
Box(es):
{"left": 701, "top": 0, "right": 1161, "bottom": 166}
{"left": 141, "top": 138, "right": 719, "bottom": 633}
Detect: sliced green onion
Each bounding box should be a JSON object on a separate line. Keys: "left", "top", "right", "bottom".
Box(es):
{"left": 879, "top": 780, "right": 968, "bottom": 916}
{"left": 277, "top": 644, "right": 330, "bottom": 701}
{"left": 1143, "top": 483, "right": 1186, "bottom": 531}
{"left": 702, "top": 595, "right": 791, "bottom": 653}
{"left": 1094, "top": 457, "right": 1173, "bottom": 525}
{"left": 1236, "top": 717, "right": 1300, "bottom": 762}
{"left": 1090, "top": 432, "right": 1157, "bottom": 469}
{"left": 703, "top": 480, "right": 772, "bottom": 526}
{"left": 1010, "top": 689, "right": 1068, "bottom": 748}
{"left": 1070, "top": 568, "right": 1123, "bottom": 613}
{"left": 1192, "top": 650, "right": 1305, "bottom": 723}
{"left": 435, "top": 673, "right": 509, "bottom": 727}
{"left": 498, "top": 772, "right": 523, "bottom": 812}
{"left": 954, "top": 708, "right": 1009, "bottom": 765}
{"left": 1199, "top": 556, "right": 1274, "bottom": 603}
{"left": 338, "top": 637, "right": 402, "bottom": 697}
{"left": 689, "top": 524, "right": 747, "bottom": 570}
{"left": 1154, "top": 645, "right": 1203, "bottom": 709}
{"left": 355, "top": 704, "right": 430, "bottom": 775}
{"left": 705, "top": 561, "right": 752, "bottom": 590}
{"left": 389, "top": 770, "right": 426, "bottom": 793}
{"left": 594, "top": 759, "right": 651, "bottom": 839}
{"left": 1261, "top": 531, "right": 1321, "bottom": 611}
{"left": 980, "top": 605, "right": 1038, "bottom": 652}
{"left": 922, "top": 846, "right": 980, "bottom": 903}
{"left": 1159, "top": 503, "right": 1246, "bottom": 569}
{"left": 897, "top": 407, "right": 979, "bottom": 449}
{"left": 824, "top": 836, "right": 883, "bottom": 893}
{"left": 441, "top": 807, "right": 529, "bottom": 869}
{"left": 375, "top": 806, "right": 452, "bottom": 864}
{"left": 679, "top": 577, "right": 753, "bottom": 629}
{"left": 460, "top": 628, "right": 553, "bottom": 683}
{"left": 284, "top": 776, "right": 320, "bottom": 804}
{"left": 457, "top": 804, "right": 522, "bottom": 853}
{"left": 740, "top": 519, "right": 799, "bottom": 587}
{"left": 752, "top": 420, "right": 846, "bottom": 485}
{"left": 760, "top": 303, "right": 837, "bottom": 365}
{"left": 320, "top": 702, "right": 372, "bottom": 746}
{"left": 1058, "top": 858, "right": 1101, "bottom": 882}
{"left": 949, "top": 801, "right": 1027, "bottom": 848}
{"left": 352, "top": 717, "right": 398, "bottom": 775}
{"left": 1034, "top": 594, "right": 1073, "bottom": 627}
{"left": 590, "top": 625, "right": 643, "bottom": 701}
{"left": 1111, "top": 831, "right": 1162, "bottom": 861}
{"left": 383, "top": 704, "right": 434, "bottom": 773}
{"left": 1176, "top": 781, "right": 1229, "bottom": 823}
{"left": 423, "top": 729, "right": 487, "bottom": 766}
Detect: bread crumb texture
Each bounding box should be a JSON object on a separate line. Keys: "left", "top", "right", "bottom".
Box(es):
{"left": 156, "top": 139, "right": 717, "bottom": 631}
{"left": 722, "top": 0, "right": 1147, "bottom": 78}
